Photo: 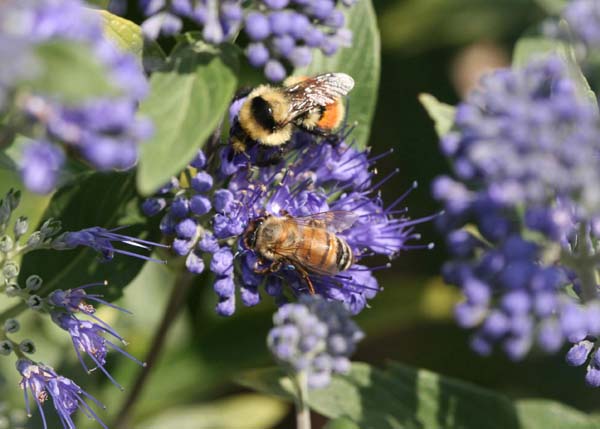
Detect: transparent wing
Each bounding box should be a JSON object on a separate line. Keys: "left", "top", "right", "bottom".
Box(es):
{"left": 283, "top": 73, "right": 354, "bottom": 123}
{"left": 292, "top": 210, "right": 358, "bottom": 233}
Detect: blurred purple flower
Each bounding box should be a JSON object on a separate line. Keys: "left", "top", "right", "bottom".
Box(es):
{"left": 433, "top": 56, "right": 600, "bottom": 386}
{"left": 0, "top": 0, "right": 151, "bottom": 194}
{"left": 268, "top": 295, "right": 363, "bottom": 388}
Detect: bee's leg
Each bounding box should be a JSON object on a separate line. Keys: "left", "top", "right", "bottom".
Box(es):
{"left": 269, "top": 261, "right": 282, "bottom": 273}
{"left": 295, "top": 266, "right": 316, "bottom": 295}
{"left": 253, "top": 258, "right": 271, "bottom": 274}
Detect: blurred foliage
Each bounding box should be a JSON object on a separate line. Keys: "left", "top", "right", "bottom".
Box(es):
{"left": 239, "top": 362, "right": 600, "bottom": 429}
{"left": 377, "top": 0, "right": 544, "bottom": 54}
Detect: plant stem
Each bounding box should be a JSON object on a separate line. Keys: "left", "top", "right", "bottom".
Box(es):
{"left": 573, "top": 223, "right": 598, "bottom": 303}
{"left": 0, "top": 302, "right": 27, "bottom": 323}
{"left": 294, "top": 372, "right": 311, "bottom": 429}
{"left": 112, "top": 270, "right": 194, "bottom": 429}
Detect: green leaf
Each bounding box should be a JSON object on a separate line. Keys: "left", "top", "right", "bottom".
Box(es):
{"left": 295, "top": 0, "right": 380, "bottom": 150}
{"left": 18, "top": 172, "right": 157, "bottom": 301}
{"left": 512, "top": 35, "right": 598, "bottom": 110}
{"left": 86, "top": 0, "right": 110, "bottom": 7}
{"left": 136, "top": 394, "right": 288, "bottom": 429}
{"left": 241, "top": 362, "right": 600, "bottom": 429}
{"left": 136, "top": 42, "right": 239, "bottom": 195}
{"left": 512, "top": 36, "right": 562, "bottom": 68}
{"left": 515, "top": 399, "right": 600, "bottom": 429}
{"left": 97, "top": 10, "right": 166, "bottom": 72}
{"left": 324, "top": 417, "right": 362, "bottom": 429}
{"left": 418, "top": 93, "right": 455, "bottom": 137}
{"left": 532, "top": 0, "right": 567, "bottom": 14}
{"left": 25, "top": 41, "right": 117, "bottom": 102}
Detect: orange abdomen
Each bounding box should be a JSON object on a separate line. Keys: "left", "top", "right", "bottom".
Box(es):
{"left": 317, "top": 99, "right": 345, "bottom": 131}
{"left": 296, "top": 227, "right": 340, "bottom": 275}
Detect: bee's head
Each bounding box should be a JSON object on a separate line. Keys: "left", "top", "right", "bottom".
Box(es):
{"left": 243, "top": 216, "right": 265, "bottom": 250}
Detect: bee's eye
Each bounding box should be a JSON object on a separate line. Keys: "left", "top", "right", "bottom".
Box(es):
{"left": 251, "top": 96, "right": 276, "bottom": 131}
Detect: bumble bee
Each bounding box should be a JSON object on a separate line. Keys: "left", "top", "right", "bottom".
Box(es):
{"left": 231, "top": 72, "right": 354, "bottom": 153}
{"left": 242, "top": 210, "right": 356, "bottom": 294}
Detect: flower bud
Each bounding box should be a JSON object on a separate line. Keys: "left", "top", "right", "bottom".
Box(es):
{"left": 0, "top": 203, "right": 9, "bottom": 228}
{"left": 6, "top": 189, "right": 20, "bottom": 211}
{"left": 13, "top": 216, "right": 29, "bottom": 239}
{"left": 26, "top": 231, "right": 42, "bottom": 248}
{"left": 3, "top": 319, "right": 19, "bottom": 334}
{"left": 0, "top": 341, "right": 12, "bottom": 356}
{"left": 26, "top": 295, "right": 43, "bottom": 311}
{"left": 0, "top": 236, "right": 13, "bottom": 253}
{"left": 19, "top": 339, "right": 35, "bottom": 354}
{"left": 4, "top": 283, "right": 19, "bottom": 297}
{"left": 25, "top": 275, "right": 43, "bottom": 292}
{"left": 39, "top": 218, "right": 61, "bottom": 238}
{"left": 2, "top": 262, "right": 19, "bottom": 279}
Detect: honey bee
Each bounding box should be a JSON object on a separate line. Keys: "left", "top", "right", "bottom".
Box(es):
{"left": 242, "top": 210, "right": 357, "bottom": 294}
{"left": 231, "top": 72, "right": 355, "bottom": 154}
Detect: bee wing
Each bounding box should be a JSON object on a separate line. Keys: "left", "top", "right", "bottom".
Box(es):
{"left": 282, "top": 73, "right": 355, "bottom": 123}
{"left": 292, "top": 210, "right": 358, "bottom": 233}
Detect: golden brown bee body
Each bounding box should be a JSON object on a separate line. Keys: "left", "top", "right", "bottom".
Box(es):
{"left": 234, "top": 73, "right": 354, "bottom": 152}
{"left": 243, "top": 211, "right": 356, "bottom": 294}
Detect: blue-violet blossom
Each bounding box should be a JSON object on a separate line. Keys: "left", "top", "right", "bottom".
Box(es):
{"left": 17, "top": 359, "right": 107, "bottom": 429}
{"left": 433, "top": 56, "right": 600, "bottom": 386}
{"left": 138, "top": 0, "right": 357, "bottom": 81}
{"left": 268, "top": 294, "right": 363, "bottom": 388}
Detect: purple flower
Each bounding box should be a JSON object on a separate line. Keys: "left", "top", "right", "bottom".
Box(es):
{"left": 52, "top": 312, "right": 142, "bottom": 389}
{"left": 563, "top": 0, "right": 600, "bottom": 50}
{"left": 20, "top": 140, "right": 65, "bottom": 194}
{"left": 433, "top": 56, "right": 600, "bottom": 386}
{"left": 144, "top": 122, "right": 431, "bottom": 316}
{"left": 137, "top": 0, "right": 357, "bottom": 82}
{"left": 268, "top": 295, "right": 363, "bottom": 388}
{"left": 240, "top": 0, "right": 357, "bottom": 81}
{"left": 140, "top": 0, "right": 242, "bottom": 44}
{"left": 17, "top": 360, "right": 107, "bottom": 429}
{"left": 52, "top": 226, "right": 168, "bottom": 263}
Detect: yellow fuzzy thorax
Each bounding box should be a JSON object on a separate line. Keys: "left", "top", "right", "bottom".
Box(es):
{"left": 239, "top": 85, "right": 293, "bottom": 146}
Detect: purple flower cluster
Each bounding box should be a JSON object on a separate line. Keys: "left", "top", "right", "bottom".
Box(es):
{"left": 433, "top": 56, "right": 600, "bottom": 385}
{"left": 140, "top": 0, "right": 243, "bottom": 42}
{"left": 563, "top": 0, "right": 600, "bottom": 50}
{"left": 144, "top": 101, "right": 431, "bottom": 316}
{"left": 0, "top": 0, "right": 151, "bottom": 194}
{"left": 49, "top": 283, "right": 144, "bottom": 389}
{"left": 17, "top": 359, "right": 107, "bottom": 429}
{"left": 0, "top": 188, "right": 163, "bottom": 425}
{"left": 268, "top": 294, "right": 363, "bottom": 388}
{"left": 242, "top": 0, "right": 355, "bottom": 81}
{"left": 138, "top": 0, "right": 357, "bottom": 82}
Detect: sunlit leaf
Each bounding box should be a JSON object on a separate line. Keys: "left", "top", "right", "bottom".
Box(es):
{"left": 136, "top": 42, "right": 239, "bottom": 195}
{"left": 418, "top": 93, "right": 455, "bottom": 138}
